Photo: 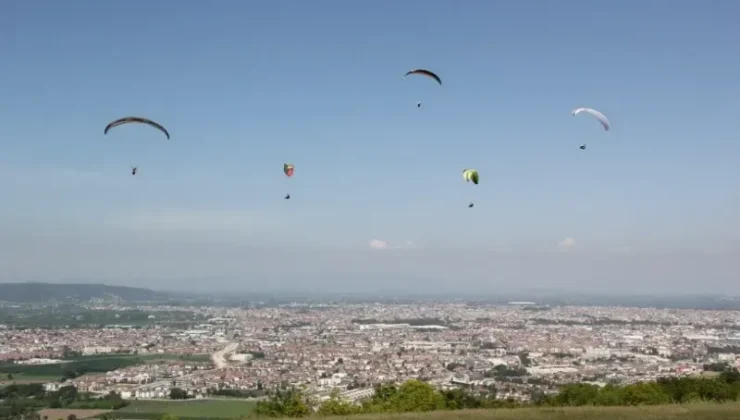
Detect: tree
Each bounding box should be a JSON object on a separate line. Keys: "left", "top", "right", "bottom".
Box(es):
{"left": 441, "top": 388, "right": 482, "bottom": 410}
{"left": 555, "top": 383, "right": 600, "bottom": 406}
{"left": 621, "top": 382, "right": 671, "bottom": 406}
{"left": 67, "top": 415, "right": 77, "bottom": 420}
{"left": 446, "top": 362, "right": 463, "bottom": 371}
{"left": 169, "top": 387, "right": 189, "bottom": 400}
{"left": 720, "top": 368, "right": 740, "bottom": 384}
{"left": 255, "top": 388, "right": 311, "bottom": 418}
{"left": 317, "top": 389, "right": 361, "bottom": 416}
{"left": 391, "top": 379, "right": 446, "bottom": 412}
{"left": 703, "top": 362, "right": 729, "bottom": 372}
{"left": 519, "top": 351, "right": 532, "bottom": 367}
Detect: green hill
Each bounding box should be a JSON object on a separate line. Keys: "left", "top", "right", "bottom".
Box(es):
{"left": 0, "top": 282, "right": 171, "bottom": 303}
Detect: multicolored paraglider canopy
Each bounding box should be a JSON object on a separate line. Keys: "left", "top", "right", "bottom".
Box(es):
{"left": 284, "top": 163, "right": 295, "bottom": 177}
{"left": 403, "top": 69, "right": 442, "bottom": 85}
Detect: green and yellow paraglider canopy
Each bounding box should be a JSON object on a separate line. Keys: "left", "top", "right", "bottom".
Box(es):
{"left": 462, "top": 169, "right": 479, "bottom": 185}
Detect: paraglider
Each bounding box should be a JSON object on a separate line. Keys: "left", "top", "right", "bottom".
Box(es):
{"left": 462, "top": 169, "right": 479, "bottom": 208}
{"left": 571, "top": 107, "right": 609, "bottom": 150}
{"left": 403, "top": 69, "right": 442, "bottom": 85}
{"left": 104, "top": 117, "right": 169, "bottom": 175}
{"left": 283, "top": 163, "right": 295, "bottom": 200}
{"left": 104, "top": 116, "right": 170, "bottom": 139}
{"left": 404, "top": 69, "right": 441, "bottom": 108}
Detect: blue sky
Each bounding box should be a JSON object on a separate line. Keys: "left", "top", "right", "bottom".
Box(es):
{"left": 1, "top": 1, "right": 739, "bottom": 294}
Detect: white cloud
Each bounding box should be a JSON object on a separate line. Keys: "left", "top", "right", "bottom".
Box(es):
{"left": 558, "top": 237, "right": 576, "bottom": 251}
{"left": 487, "top": 245, "right": 512, "bottom": 253}
{"left": 369, "top": 239, "right": 389, "bottom": 250}
{"left": 106, "top": 209, "right": 264, "bottom": 232}
{"left": 368, "top": 239, "right": 420, "bottom": 250}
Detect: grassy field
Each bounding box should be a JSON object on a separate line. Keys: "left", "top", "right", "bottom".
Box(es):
{"left": 0, "top": 354, "right": 210, "bottom": 383}
{"left": 108, "top": 402, "right": 740, "bottom": 420}
{"left": 113, "top": 399, "right": 256, "bottom": 419}
{"left": 0, "top": 374, "right": 64, "bottom": 384}
{"left": 66, "top": 353, "right": 211, "bottom": 363}
{"left": 316, "top": 403, "right": 740, "bottom": 420}
{"left": 38, "top": 408, "right": 112, "bottom": 420}
{"left": 140, "top": 353, "right": 212, "bottom": 363}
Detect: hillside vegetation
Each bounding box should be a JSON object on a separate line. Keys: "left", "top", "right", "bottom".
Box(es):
{"left": 0, "top": 305, "right": 206, "bottom": 328}
{"left": 246, "top": 372, "right": 740, "bottom": 420}
{"left": 0, "top": 282, "right": 170, "bottom": 303}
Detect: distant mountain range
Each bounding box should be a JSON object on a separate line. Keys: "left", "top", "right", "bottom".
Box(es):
{"left": 1, "top": 282, "right": 737, "bottom": 310}
{"left": 0, "top": 282, "right": 173, "bottom": 303}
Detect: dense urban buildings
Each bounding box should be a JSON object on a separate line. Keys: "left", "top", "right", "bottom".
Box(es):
{"left": 2, "top": 300, "right": 740, "bottom": 403}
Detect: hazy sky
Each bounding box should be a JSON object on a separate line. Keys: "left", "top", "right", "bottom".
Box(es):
{"left": 1, "top": 1, "right": 739, "bottom": 294}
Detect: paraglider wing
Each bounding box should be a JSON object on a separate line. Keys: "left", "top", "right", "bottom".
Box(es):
{"left": 284, "top": 163, "right": 295, "bottom": 178}
{"left": 104, "top": 117, "right": 170, "bottom": 139}
{"left": 470, "top": 171, "right": 479, "bottom": 185}
{"left": 462, "top": 169, "right": 479, "bottom": 185}
{"left": 404, "top": 69, "right": 442, "bottom": 85}
{"left": 571, "top": 108, "right": 610, "bottom": 131}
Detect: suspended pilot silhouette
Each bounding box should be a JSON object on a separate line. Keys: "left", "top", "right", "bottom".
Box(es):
{"left": 579, "top": 144, "right": 587, "bottom": 150}
{"left": 468, "top": 202, "right": 474, "bottom": 208}
{"left": 417, "top": 101, "right": 422, "bottom": 108}
{"left": 284, "top": 193, "right": 291, "bottom": 200}
{"left": 131, "top": 165, "right": 138, "bottom": 175}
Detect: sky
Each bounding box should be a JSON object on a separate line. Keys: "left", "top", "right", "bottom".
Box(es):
{"left": 1, "top": 1, "right": 739, "bottom": 295}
